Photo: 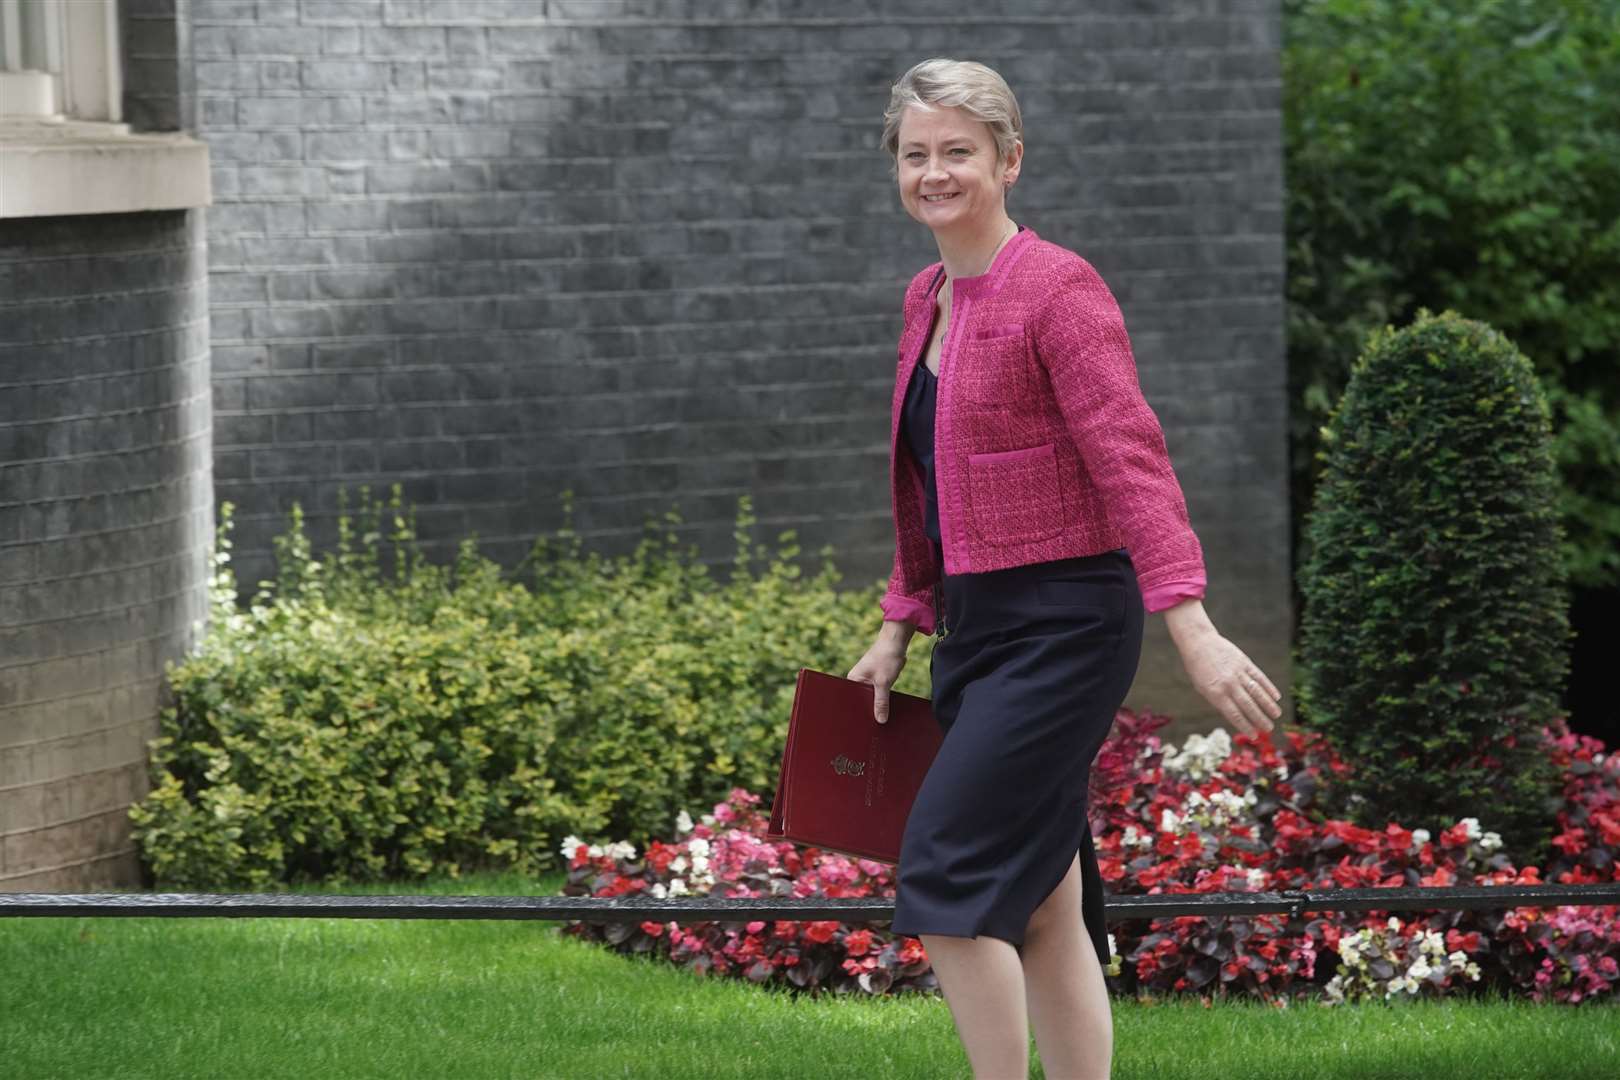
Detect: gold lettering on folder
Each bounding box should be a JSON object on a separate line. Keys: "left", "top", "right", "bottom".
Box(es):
{"left": 830, "top": 753, "right": 865, "bottom": 777}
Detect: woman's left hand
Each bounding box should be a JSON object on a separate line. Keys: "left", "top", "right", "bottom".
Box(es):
{"left": 1176, "top": 631, "right": 1282, "bottom": 737}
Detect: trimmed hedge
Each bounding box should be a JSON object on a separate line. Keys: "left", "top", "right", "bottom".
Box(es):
{"left": 1284, "top": 0, "right": 1620, "bottom": 589}
{"left": 1296, "top": 308, "right": 1571, "bottom": 865}
{"left": 129, "top": 487, "right": 933, "bottom": 889}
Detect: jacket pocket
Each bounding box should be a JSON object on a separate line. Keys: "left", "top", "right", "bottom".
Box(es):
{"left": 967, "top": 442, "right": 1065, "bottom": 546}
{"left": 958, "top": 328, "right": 1033, "bottom": 407}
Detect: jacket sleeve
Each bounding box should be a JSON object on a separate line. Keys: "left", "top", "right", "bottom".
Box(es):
{"left": 880, "top": 435, "right": 940, "bottom": 635}
{"left": 878, "top": 267, "right": 944, "bottom": 636}
{"left": 880, "top": 578, "right": 937, "bottom": 635}
{"left": 1033, "top": 258, "right": 1208, "bottom": 608}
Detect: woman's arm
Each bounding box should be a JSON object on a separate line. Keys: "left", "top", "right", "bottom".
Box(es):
{"left": 1032, "top": 257, "right": 1281, "bottom": 735}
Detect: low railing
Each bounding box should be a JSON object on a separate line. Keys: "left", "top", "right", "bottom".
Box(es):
{"left": 3, "top": 882, "right": 1616, "bottom": 923}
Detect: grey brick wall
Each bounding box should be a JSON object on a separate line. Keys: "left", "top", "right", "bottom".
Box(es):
{"left": 195, "top": 0, "right": 1288, "bottom": 733}
{"left": 0, "top": 211, "right": 214, "bottom": 891}
{"left": 122, "top": 0, "right": 189, "bottom": 132}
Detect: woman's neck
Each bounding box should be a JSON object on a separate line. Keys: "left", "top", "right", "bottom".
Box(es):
{"left": 936, "top": 215, "right": 1018, "bottom": 282}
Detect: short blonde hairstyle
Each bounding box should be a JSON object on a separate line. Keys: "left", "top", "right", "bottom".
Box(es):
{"left": 881, "top": 58, "right": 1023, "bottom": 177}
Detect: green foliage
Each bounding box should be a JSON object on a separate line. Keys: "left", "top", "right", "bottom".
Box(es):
{"left": 129, "top": 486, "right": 929, "bottom": 889}
{"left": 1285, "top": 0, "right": 1620, "bottom": 588}
{"left": 1296, "top": 309, "right": 1571, "bottom": 863}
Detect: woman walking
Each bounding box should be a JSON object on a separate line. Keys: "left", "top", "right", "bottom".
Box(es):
{"left": 845, "top": 59, "right": 1284, "bottom": 1079}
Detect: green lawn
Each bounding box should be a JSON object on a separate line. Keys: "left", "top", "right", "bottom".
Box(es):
{"left": 2, "top": 871, "right": 1615, "bottom": 1079}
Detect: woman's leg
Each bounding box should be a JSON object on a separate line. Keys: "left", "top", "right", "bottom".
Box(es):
{"left": 1021, "top": 854, "right": 1113, "bottom": 1079}
{"left": 919, "top": 932, "right": 1030, "bottom": 1079}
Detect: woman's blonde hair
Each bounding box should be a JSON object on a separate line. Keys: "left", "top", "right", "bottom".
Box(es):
{"left": 881, "top": 58, "right": 1023, "bottom": 177}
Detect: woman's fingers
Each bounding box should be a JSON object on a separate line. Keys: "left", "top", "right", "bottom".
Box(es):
{"left": 1241, "top": 687, "right": 1275, "bottom": 733}
{"left": 1255, "top": 668, "right": 1282, "bottom": 703}
{"left": 1226, "top": 679, "right": 1276, "bottom": 734}
{"left": 1245, "top": 668, "right": 1283, "bottom": 718}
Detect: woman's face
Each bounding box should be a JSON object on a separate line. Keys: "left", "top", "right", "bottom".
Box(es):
{"left": 895, "top": 103, "right": 1020, "bottom": 234}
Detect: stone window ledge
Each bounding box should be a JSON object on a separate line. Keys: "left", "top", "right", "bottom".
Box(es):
{"left": 0, "top": 119, "right": 211, "bottom": 219}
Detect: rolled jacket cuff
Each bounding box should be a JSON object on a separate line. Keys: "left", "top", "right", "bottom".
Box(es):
{"left": 1141, "top": 577, "right": 1206, "bottom": 614}
{"left": 879, "top": 592, "right": 936, "bottom": 636}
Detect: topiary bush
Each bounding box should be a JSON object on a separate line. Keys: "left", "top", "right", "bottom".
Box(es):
{"left": 1283, "top": 0, "right": 1620, "bottom": 591}
{"left": 129, "top": 485, "right": 927, "bottom": 890}
{"left": 1296, "top": 308, "right": 1571, "bottom": 866}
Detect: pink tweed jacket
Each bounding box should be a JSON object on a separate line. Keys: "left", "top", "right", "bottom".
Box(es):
{"left": 880, "top": 225, "right": 1207, "bottom": 636}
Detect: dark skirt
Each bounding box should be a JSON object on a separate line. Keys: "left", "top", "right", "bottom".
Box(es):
{"left": 889, "top": 547, "right": 1144, "bottom": 973}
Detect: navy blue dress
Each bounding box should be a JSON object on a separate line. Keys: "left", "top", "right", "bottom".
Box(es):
{"left": 888, "top": 326, "right": 1144, "bottom": 975}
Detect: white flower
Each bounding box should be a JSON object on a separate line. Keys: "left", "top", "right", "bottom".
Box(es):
{"left": 670, "top": 855, "right": 689, "bottom": 873}
{"left": 1479, "top": 831, "right": 1502, "bottom": 852}
{"left": 1274, "top": 763, "right": 1289, "bottom": 780}
{"left": 1122, "top": 825, "right": 1140, "bottom": 849}
{"left": 668, "top": 878, "right": 690, "bottom": 897}
{"left": 605, "top": 840, "right": 637, "bottom": 862}
{"left": 687, "top": 836, "right": 711, "bottom": 857}
{"left": 1387, "top": 916, "right": 1402, "bottom": 932}
{"left": 1410, "top": 828, "right": 1430, "bottom": 850}
{"left": 1459, "top": 817, "right": 1482, "bottom": 841}
{"left": 650, "top": 882, "right": 668, "bottom": 899}
{"left": 676, "top": 810, "right": 694, "bottom": 834}
{"left": 1246, "top": 867, "right": 1268, "bottom": 890}
{"left": 1421, "top": 930, "right": 1446, "bottom": 957}
{"left": 1161, "top": 730, "right": 1233, "bottom": 782}
{"left": 559, "top": 834, "right": 586, "bottom": 859}
{"left": 1464, "top": 962, "right": 1481, "bottom": 981}
{"left": 690, "top": 853, "right": 710, "bottom": 874}
{"left": 1408, "top": 959, "right": 1432, "bottom": 981}
{"left": 1448, "top": 950, "right": 1470, "bottom": 968}
{"left": 1107, "top": 933, "right": 1117, "bottom": 959}
{"left": 1160, "top": 808, "right": 1182, "bottom": 835}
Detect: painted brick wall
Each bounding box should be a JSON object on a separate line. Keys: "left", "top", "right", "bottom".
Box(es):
{"left": 194, "top": 0, "right": 1288, "bottom": 732}
{"left": 122, "top": 0, "right": 190, "bottom": 132}
{"left": 0, "top": 211, "right": 214, "bottom": 890}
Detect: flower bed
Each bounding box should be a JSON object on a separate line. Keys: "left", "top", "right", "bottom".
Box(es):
{"left": 559, "top": 713, "right": 1619, "bottom": 1005}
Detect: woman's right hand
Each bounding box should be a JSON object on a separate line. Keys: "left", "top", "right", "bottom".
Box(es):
{"left": 846, "top": 637, "right": 910, "bottom": 725}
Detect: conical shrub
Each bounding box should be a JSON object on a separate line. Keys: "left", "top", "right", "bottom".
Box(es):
{"left": 1297, "top": 309, "right": 1570, "bottom": 865}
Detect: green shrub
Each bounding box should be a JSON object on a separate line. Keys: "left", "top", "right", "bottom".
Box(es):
{"left": 1296, "top": 308, "right": 1571, "bottom": 864}
{"left": 130, "top": 486, "right": 931, "bottom": 889}
{"left": 1284, "top": 0, "right": 1620, "bottom": 589}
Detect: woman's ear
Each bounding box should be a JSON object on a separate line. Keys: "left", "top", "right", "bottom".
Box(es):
{"left": 1003, "top": 140, "right": 1024, "bottom": 189}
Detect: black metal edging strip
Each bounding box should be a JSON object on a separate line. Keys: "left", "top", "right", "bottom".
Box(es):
{"left": 1, "top": 883, "right": 1616, "bottom": 922}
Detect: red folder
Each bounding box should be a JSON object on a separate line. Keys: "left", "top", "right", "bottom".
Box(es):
{"left": 765, "top": 668, "right": 943, "bottom": 865}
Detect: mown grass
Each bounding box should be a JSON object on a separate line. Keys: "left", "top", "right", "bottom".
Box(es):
{"left": 2, "top": 870, "right": 1615, "bottom": 1079}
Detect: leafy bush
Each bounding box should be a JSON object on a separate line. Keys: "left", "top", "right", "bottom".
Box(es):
{"left": 129, "top": 486, "right": 926, "bottom": 889}
{"left": 1285, "top": 0, "right": 1620, "bottom": 589}
{"left": 563, "top": 714, "right": 1620, "bottom": 1005}
{"left": 1296, "top": 309, "right": 1570, "bottom": 863}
